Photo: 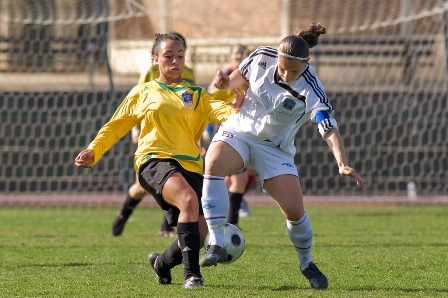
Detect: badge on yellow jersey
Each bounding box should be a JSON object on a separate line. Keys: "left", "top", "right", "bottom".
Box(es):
{"left": 182, "top": 92, "right": 193, "bottom": 109}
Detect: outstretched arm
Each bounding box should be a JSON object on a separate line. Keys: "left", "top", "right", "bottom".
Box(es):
{"left": 74, "top": 85, "right": 140, "bottom": 168}
{"left": 213, "top": 69, "right": 248, "bottom": 91}
{"left": 324, "top": 128, "right": 366, "bottom": 186}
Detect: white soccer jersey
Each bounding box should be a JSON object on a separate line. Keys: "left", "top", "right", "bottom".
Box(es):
{"left": 222, "top": 46, "right": 337, "bottom": 156}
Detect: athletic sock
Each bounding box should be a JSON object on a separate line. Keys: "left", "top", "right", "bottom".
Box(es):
{"left": 177, "top": 222, "right": 201, "bottom": 279}
{"left": 227, "top": 192, "right": 243, "bottom": 225}
{"left": 120, "top": 194, "right": 141, "bottom": 218}
{"left": 202, "top": 175, "right": 229, "bottom": 247}
{"left": 287, "top": 212, "right": 313, "bottom": 270}
{"left": 158, "top": 239, "right": 183, "bottom": 272}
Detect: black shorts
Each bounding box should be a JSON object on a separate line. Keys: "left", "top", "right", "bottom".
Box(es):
{"left": 138, "top": 158, "right": 203, "bottom": 226}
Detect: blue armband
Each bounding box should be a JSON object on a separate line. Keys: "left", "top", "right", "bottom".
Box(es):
{"left": 315, "top": 110, "right": 331, "bottom": 124}
{"left": 314, "top": 110, "right": 338, "bottom": 138}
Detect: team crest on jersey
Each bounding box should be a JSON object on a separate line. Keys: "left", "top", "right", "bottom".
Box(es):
{"left": 258, "top": 61, "right": 267, "bottom": 70}
{"left": 222, "top": 131, "right": 234, "bottom": 138}
{"left": 278, "top": 98, "right": 296, "bottom": 115}
{"left": 283, "top": 98, "right": 296, "bottom": 110}
{"left": 182, "top": 92, "right": 193, "bottom": 108}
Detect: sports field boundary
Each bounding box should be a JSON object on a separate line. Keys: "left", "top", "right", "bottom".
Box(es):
{"left": 1, "top": 193, "right": 447, "bottom": 207}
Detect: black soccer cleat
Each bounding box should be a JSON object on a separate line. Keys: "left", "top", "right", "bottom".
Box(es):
{"left": 112, "top": 213, "right": 128, "bottom": 236}
{"left": 182, "top": 276, "right": 204, "bottom": 289}
{"left": 199, "top": 245, "right": 228, "bottom": 267}
{"left": 148, "top": 252, "right": 172, "bottom": 285}
{"left": 300, "top": 262, "right": 328, "bottom": 289}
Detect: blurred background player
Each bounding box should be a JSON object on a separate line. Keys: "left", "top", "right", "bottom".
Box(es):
{"left": 203, "top": 44, "right": 256, "bottom": 228}
{"left": 112, "top": 32, "right": 196, "bottom": 237}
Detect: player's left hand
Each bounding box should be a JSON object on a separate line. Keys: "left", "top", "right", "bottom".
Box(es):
{"left": 228, "top": 88, "right": 246, "bottom": 110}
{"left": 74, "top": 149, "right": 94, "bottom": 168}
{"left": 339, "top": 166, "right": 366, "bottom": 186}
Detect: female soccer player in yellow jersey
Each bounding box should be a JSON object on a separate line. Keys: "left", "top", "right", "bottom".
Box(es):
{"left": 112, "top": 32, "right": 196, "bottom": 238}
{"left": 74, "top": 33, "right": 244, "bottom": 289}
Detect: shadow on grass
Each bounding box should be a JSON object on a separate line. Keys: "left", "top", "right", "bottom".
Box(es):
{"left": 271, "top": 285, "right": 317, "bottom": 291}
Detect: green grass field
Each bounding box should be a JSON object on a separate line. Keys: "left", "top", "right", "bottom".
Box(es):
{"left": 1, "top": 204, "right": 447, "bottom": 297}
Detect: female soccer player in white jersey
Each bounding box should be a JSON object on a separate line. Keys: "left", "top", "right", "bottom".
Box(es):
{"left": 74, "top": 33, "right": 243, "bottom": 289}
{"left": 200, "top": 23, "right": 366, "bottom": 290}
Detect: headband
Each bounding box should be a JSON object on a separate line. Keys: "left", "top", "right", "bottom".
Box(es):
{"left": 278, "top": 51, "right": 309, "bottom": 60}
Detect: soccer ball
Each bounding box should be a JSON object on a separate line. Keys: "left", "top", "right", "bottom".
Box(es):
{"left": 204, "top": 223, "right": 245, "bottom": 264}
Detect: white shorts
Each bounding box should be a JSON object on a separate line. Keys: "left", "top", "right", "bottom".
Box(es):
{"left": 212, "top": 126, "right": 299, "bottom": 185}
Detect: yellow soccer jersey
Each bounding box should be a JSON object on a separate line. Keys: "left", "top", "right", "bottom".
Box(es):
{"left": 209, "top": 84, "right": 247, "bottom": 104}
{"left": 138, "top": 64, "right": 196, "bottom": 85}
{"left": 86, "top": 80, "right": 236, "bottom": 174}
{"left": 210, "top": 89, "right": 237, "bottom": 103}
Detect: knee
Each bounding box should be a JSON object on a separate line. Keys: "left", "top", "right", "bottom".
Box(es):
{"left": 205, "top": 150, "right": 235, "bottom": 176}
{"left": 204, "top": 154, "right": 221, "bottom": 174}
{"left": 177, "top": 191, "right": 200, "bottom": 214}
{"left": 283, "top": 204, "right": 305, "bottom": 221}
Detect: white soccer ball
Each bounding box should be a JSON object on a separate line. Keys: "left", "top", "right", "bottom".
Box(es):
{"left": 204, "top": 223, "right": 245, "bottom": 264}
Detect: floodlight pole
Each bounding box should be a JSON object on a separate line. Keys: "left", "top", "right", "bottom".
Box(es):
{"left": 281, "top": 0, "right": 290, "bottom": 37}
{"left": 159, "top": 0, "right": 169, "bottom": 33}
{"left": 96, "top": 0, "right": 129, "bottom": 192}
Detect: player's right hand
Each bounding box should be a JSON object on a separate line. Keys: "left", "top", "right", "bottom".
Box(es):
{"left": 74, "top": 149, "right": 94, "bottom": 168}
{"left": 213, "top": 70, "right": 230, "bottom": 90}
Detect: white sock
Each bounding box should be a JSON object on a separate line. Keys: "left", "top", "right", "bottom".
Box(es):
{"left": 287, "top": 212, "right": 313, "bottom": 270}
{"left": 202, "top": 175, "right": 229, "bottom": 247}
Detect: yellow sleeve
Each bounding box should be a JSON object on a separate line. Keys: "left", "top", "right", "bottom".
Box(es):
{"left": 138, "top": 65, "right": 160, "bottom": 84}
{"left": 211, "top": 89, "right": 236, "bottom": 103}
{"left": 201, "top": 90, "right": 238, "bottom": 124}
{"left": 86, "top": 86, "right": 139, "bottom": 165}
{"left": 183, "top": 66, "right": 196, "bottom": 85}
{"left": 137, "top": 72, "right": 147, "bottom": 84}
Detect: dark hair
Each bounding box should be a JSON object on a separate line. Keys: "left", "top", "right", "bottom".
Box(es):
{"left": 169, "top": 32, "right": 187, "bottom": 49}
{"left": 278, "top": 23, "right": 326, "bottom": 59}
{"left": 150, "top": 33, "right": 185, "bottom": 63}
